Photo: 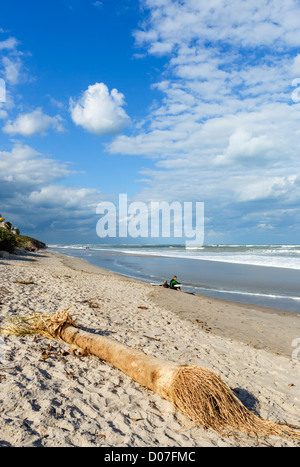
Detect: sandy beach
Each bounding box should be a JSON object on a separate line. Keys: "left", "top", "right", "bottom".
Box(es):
{"left": 0, "top": 249, "right": 300, "bottom": 447}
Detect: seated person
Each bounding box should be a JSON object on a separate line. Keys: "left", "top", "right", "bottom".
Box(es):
{"left": 169, "top": 275, "right": 182, "bottom": 291}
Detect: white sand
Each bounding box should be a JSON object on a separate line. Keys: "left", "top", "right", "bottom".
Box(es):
{"left": 0, "top": 250, "right": 299, "bottom": 447}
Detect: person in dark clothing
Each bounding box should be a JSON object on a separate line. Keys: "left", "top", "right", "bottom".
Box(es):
{"left": 169, "top": 275, "right": 182, "bottom": 291}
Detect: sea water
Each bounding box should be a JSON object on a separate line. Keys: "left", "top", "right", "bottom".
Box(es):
{"left": 49, "top": 244, "right": 300, "bottom": 314}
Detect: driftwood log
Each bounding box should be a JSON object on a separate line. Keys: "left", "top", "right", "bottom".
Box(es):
{"left": 2, "top": 309, "right": 300, "bottom": 441}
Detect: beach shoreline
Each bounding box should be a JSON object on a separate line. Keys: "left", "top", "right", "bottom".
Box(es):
{"left": 49, "top": 245, "right": 300, "bottom": 314}
{"left": 0, "top": 249, "right": 300, "bottom": 447}
{"left": 56, "top": 249, "right": 300, "bottom": 358}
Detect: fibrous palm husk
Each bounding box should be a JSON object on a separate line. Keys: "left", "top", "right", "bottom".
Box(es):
{"left": 1, "top": 308, "right": 77, "bottom": 339}
{"left": 170, "top": 365, "right": 300, "bottom": 439}
{"left": 1, "top": 309, "right": 300, "bottom": 441}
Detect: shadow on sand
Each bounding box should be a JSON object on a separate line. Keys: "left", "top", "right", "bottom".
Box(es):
{"left": 0, "top": 251, "right": 48, "bottom": 264}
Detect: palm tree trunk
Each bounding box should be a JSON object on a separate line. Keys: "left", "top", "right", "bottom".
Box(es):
{"left": 61, "top": 326, "right": 177, "bottom": 401}
{"left": 2, "top": 310, "right": 300, "bottom": 440}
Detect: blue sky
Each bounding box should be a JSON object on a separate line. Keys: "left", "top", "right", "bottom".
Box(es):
{"left": 1, "top": 0, "right": 300, "bottom": 245}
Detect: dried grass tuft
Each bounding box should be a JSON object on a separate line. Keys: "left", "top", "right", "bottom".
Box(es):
{"left": 170, "top": 366, "right": 300, "bottom": 440}
{"left": 0, "top": 308, "right": 77, "bottom": 340}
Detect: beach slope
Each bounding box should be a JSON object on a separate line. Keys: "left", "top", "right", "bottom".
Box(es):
{"left": 0, "top": 250, "right": 299, "bottom": 447}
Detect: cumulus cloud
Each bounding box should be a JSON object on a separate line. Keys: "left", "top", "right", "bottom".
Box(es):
{"left": 70, "top": 82, "right": 130, "bottom": 135}
{"left": 135, "top": 0, "right": 300, "bottom": 51}
{"left": 235, "top": 175, "right": 297, "bottom": 202}
{"left": 107, "top": 0, "right": 300, "bottom": 241}
{"left": 29, "top": 185, "right": 101, "bottom": 210}
{"left": 0, "top": 143, "right": 70, "bottom": 189}
{"left": 0, "top": 37, "right": 109, "bottom": 240}
{"left": 3, "top": 108, "right": 64, "bottom": 136}
{"left": 0, "top": 143, "right": 106, "bottom": 238}
{"left": 213, "top": 127, "right": 281, "bottom": 167}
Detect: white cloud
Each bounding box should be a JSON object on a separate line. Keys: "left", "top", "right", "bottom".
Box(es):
{"left": 70, "top": 82, "right": 130, "bottom": 135}
{"left": 235, "top": 175, "right": 297, "bottom": 202}
{"left": 3, "top": 108, "right": 64, "bottom": 136}
{"left": 0, "top": 33, "right": 33, "bottom": 87}
{"left": 0, "top": 143, "right": 107, "bottom": 235}
{"left": 136, "top": 0, "right": 300, "bottom": 51}
{"left": 92, "top": 1, "right": 103, "bottom": 8}
{"left": 0, "top": 144, "right": 70, "bottom": 188}
{"left": 214, "top": 128, "right": 279, "bottom": 166}
{"left": 49, "top": 96, "right": 65, "bottom": 110}
{"left": 292, "top": 54, "right": 300, "bottom": 76}
{"left": 1, "top": 56, "right": 22, "bottom": 85}
{"left": 0, "top": 37, "right": 18, "bottom": 51}
{"left": 29, "top": 185, "right": 100, "bottom": 210}
{"left": 108, "top": 0, "right": 300, "bottom": 241}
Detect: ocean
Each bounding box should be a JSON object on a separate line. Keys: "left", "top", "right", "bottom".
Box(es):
{"left": 49, "top": 244, "right": 300, "bottom": 314}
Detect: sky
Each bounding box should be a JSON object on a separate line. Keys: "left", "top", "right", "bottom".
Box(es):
{"left": 1, "top": 0, "right": 300, "bottom": 245}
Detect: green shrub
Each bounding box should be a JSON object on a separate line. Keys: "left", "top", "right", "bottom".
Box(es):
{"left": 0, "top": 230, "right": 18, "bottom": 253}
{"left": 16, "top": 235, "right": 46, "bottom": 250}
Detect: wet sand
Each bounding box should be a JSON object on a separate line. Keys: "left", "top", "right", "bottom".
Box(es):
{"left": 149, "top": 287, "right": 300, "bottom": 358}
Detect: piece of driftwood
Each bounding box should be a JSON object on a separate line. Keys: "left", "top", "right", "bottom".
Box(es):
{"left": 2, "top": 309, "right": 300, "bottom": 440}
